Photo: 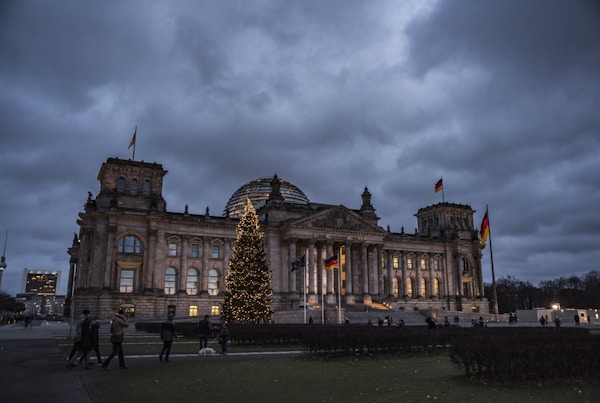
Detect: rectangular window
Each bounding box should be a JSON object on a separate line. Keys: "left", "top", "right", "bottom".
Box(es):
{"left": 381, "top": 256, "right": 385, "bottom": 268}
{"left": 435, "top": 260, "right": 441, "bottom": 271}
{"left": 211, "top": 246, "right": 220, "bottom": 259}
{"left": 393, "top": 257, "right": 399, "bottom": 269}
{"left": 168, "top": 243, "right": 177, "bottom": 256}
{"left": 421, "top": 258, "right": 427, "bottom": 270}
{"left": 211, "top": 305, "right": 220, "bottom": 316}
{"left": 189, "top": 305, "right": 198, "bottom": 317}
{"left": 190, "top": 244, "right": 200, "bottom": 258}
{"left": 407, "top": 258, "right": 413, "bottom": 270}
{"left": 119, "top": 270, "right": 134, "bottom": 293}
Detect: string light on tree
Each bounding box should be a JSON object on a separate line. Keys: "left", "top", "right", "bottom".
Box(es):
{"left": 221, "top": 199, "right": 273, "bottom": 324}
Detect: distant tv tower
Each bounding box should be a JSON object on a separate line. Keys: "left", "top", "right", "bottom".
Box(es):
{"left": 0, "top": 231, "right": 7, "bottom": 291}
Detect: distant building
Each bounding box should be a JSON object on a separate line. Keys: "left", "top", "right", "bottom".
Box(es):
{"left": 67, "top": 157, "right": 488, "bottom": 320}
{"left": 22, "top": 269, "right": 60, "bottom": 295}
{"left": 18, "top": 269, "right": 65, "bottom": 317}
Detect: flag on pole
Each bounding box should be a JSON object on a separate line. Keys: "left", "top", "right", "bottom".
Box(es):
{"left": 291, "top": 255, "right": 306, "bottom": 272}
{"left": 435, "top": 178, "right": 443, "bottom": 193}
{"left": 324, "top": 255, "right": 338, "bottom": 270}
{"left": 480, "top": 209, "right": 490, "bottom": 247}
{"left": 128, "top": 127, "right": 137, "bottom": 149}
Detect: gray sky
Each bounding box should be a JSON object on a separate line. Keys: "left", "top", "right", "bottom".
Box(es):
{"left": 1, "top": 0, "right": 599, "bottom": 296}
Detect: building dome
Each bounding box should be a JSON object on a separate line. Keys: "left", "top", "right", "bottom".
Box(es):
{"left": 224, "top": 176, "right": 310, "bottom": 218}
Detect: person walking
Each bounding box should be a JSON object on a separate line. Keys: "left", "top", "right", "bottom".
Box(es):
{"left": 218, "top": 323, "right": 230, "bottom": 355}
{"left": 198, "top": 315, "right": 210, "bottom": 350}
{"left": 102, "top": 310, "right": 129, "bottom": 370}
{"left": 159, "top": 315, "right": 176, "bottom": 362}
{"left": 67, "top": 309, "right": 93, "bottom": 369}
{"left": 90, "top": 320, "right": 103, "bottom": 365}
{"left": 67, "top": 311, "right": 86, "bottom": 364}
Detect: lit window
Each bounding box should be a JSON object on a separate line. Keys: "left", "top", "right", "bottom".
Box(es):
{"left": 118, "top": 236, "right": 141, "bottom": 254}
{"left": 211, "top": 305, "right": 220, "bottom": 316}
{"left": 407, "top": 278, "right": 413, "bottom": 298}
{"left": 393, "top": 257, "right": 399, "bottom": 269}
{"left": 433, "top": 278, "right": 440, "bottom": 297}
{"left": 393, "top": 277, "right": 399, "bottom": 298}
{"left": 190, "top": 244, "right": 200, "bottom": 258}
{"left": 420, "top": 277, "right": 427, "bottom": 298}
{"left": 407, "top": 258, "right": 413, "bottom": 270}
{"left": 186, "top": 268, "right": 198, "bottom": 295}
{"left": 208, "top": 269, "right": 219, "bottom": 296}
{"left": 164, "top": 267, "right": 177, "bottom": 295}
{"left": 168, "top": 243, "right": 178, "bottom": 257}
{"left": 189, "top": 305, "right": 198, "bottom": 317}
{"left": 119, "top": 270, "right": 134, "bottom": 293}
{"left": 211, "top": 246, "right": 220, "bottom": 259}
{"left": 381, "top": 256, "right": 385, "bottom": 268}
{"left": 421, "top": 258, "right": 427, "bottom": 270}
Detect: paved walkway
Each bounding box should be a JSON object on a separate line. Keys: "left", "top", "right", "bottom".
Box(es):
{"left": 0, "top": 321, "right": 91, "bottom": 402}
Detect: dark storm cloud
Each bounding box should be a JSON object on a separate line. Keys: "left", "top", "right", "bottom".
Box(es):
{"left": 0, "top": 0, "right": 598, "bottom": 296}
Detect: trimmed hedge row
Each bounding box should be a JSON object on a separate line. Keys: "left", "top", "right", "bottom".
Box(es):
{"left": 135, "top": 321, "right": 599, "bottom": 380}
{"left": 448, "top": 327, "right": 600, "bottom": 380}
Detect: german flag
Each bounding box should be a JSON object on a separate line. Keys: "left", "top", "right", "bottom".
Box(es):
{"left": 480, "top": 209, "right": 490, "bottom": 247}
{"left": 324, "top": 256, "right": 338, "bottom": 270}
{"left": 435, "top": 178, "right": 443, "bottom": 193}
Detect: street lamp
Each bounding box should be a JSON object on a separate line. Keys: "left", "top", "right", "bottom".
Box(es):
{"left": 551, "top": 303, "right": 561, "bottom": 310}
{"left": 0, "top": 230, "right": 7, "bottom": 291}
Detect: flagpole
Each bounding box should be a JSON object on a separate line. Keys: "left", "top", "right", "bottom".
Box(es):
{"left": 487, "top": 205, "right": 499, "bottom": 322}
{"left": 303, "top": 250, "right": 307, "bottom": 324}
{"left": 337, "top": 250, "right": 342, "bottom": 324}
{"left": 321, "top": 258, "right": 325, "bottom": 325}
{"left": 132, "top": 127, "right": 136, "bottom": 161}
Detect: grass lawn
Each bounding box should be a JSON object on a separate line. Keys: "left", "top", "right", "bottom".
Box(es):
{"left": 65, "top": 346, "right": 599, "bottom": 403}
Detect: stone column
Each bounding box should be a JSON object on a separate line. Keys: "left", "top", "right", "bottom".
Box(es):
{"left": 401, "top": 252, "right": 408, "bottom": 299}
{"left": 386, "top": 250, "right": 394, "bottom": 298}
{"left": 428, "top": 254, "right": 435, "bottom": 298}
{"left": 289, "top": 239, "right": 297, "bottom": 294}
{"left": 103, "top": 223, "right": 116, "bottom": 288}
{"left": 416, "top": 255, "right": 422, "bottom": 299}
{"left": 179, "top": 236, "right": 189, "bottom": 293}
{"left": 361, "top": 243, "right": 369, "bottom": 296}
{"left": 308, "top": 240, "right": 315, "bottom": 297}
{"left": 344, "top": 242, "right": 353, "bottom": 302}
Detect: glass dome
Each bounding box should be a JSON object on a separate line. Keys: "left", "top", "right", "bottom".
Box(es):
{"left": 224, "top": 176, "right": 310, "bottom": 218}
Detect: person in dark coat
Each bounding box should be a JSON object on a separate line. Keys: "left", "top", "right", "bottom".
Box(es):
{"left": 67, "top": 310, "right": 93, "bottom": 369}
{"left": 198, "top": 315, "right": 210, "bottom": 350}
{"left": 218, "top": 323, "right": 230, "bottom": 355}
{"left": 159, "top": 315, "right": 176, "bottom": 362}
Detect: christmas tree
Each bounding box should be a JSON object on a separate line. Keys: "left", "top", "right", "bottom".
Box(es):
{"left": 221, "top": 199, "right": 273, "bottom": 324}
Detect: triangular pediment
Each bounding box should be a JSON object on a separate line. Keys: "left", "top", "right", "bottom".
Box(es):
{"left": 290, "top": 205, "right": 383, "bottom": 234}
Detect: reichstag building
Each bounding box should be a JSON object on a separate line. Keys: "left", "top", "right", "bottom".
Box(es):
{"left": 66, "top": 157, "right": 489, "bottom": 320}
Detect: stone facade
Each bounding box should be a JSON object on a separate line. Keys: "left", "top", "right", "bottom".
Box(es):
{"left": 66, "top": 157, "right": 488, "bottom": 321}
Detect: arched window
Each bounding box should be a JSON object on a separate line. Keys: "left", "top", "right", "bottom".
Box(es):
{"left": 143, "top": 179, "right": 151, "bottom": 195}
{"left": 420, "top": 277, "right": 427, "bottom": 298}
{"left": 164, "top": 267, "right": 177, "bottom": 295}
{"left": 186, "top": 268, "right": 198, "bottom": 295}
{"left": 433, "top": 278, "right": 440, "bottom": 297}
{"left": 393, "top": 277, "right": 399, "bottom": 298}
{"left": 461, "top": 258, "right": 470, "bottom": 273}
{"left": 130, "top": 179, "right": 138, "bottom": 193}
{"left": 407, "top": 278, "right": 413, "bottom": 298}
{"left": 117, "top": 177, "right": 126, "bottom": 192}
{"left": 208, "top": 269, "right": 219, "bottom": 296}
{"left": 420, "top": 257, "right": 427, "bottom": 270}
{"left": 118, "top": 236, "right": 141, "bottom": 254}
